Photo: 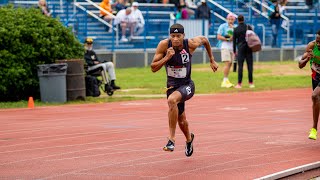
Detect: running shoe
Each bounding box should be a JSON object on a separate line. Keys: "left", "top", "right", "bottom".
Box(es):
{"left": 163, "top": 139, "right": 175, "bottom": 152}
{"left": 234, "top": 84, "right": 242, "bottom": 89}
{"left": 221, "top": 80, "right": 234, "bottom": 88}
{"left": 309, "top": 128, "right": 317, "bottom": 140}
{"left": 185, "top": 133, "right": 194, "bottom": 157}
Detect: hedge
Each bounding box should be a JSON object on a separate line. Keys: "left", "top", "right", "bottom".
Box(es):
{"left": 0, "top": 5, "right": 84, "bottom": 101}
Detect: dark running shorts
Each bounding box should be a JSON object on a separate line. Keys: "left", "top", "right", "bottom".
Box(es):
{"left": 166, "top": 80, "right": 195, "bottom": 115}
{"left": 312, "top": 70, "right": 320, "bottom": 90}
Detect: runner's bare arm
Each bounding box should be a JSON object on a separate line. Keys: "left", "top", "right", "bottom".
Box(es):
{"left": 188, "top": 36, "right": 218, "bottom": 72}
{"left": 299, "top": 42, "right": 314, "bottom": 69}
{"left": 151, "top": 40, "right": 174, "bottom": 72}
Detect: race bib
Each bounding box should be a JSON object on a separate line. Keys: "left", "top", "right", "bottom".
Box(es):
{"left": 167, "top": 66, "right": 187, "bottom": 78}
{"left": 311, "top": 62, "right": 320, "bottom": 74}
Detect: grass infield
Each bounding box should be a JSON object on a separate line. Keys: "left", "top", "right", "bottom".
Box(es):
{"left": 0, "top": 61, "right": 311, "bottom": 109}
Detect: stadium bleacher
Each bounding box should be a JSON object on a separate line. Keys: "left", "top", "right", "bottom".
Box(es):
{"left": 7, "top": 0, "right": 320, "bottom": 50}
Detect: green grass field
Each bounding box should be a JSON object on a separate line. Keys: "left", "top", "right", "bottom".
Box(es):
{"left": 117, "top": 60, "right": 310, "bottom": 94}
{"left": 0, "top": 61, "right": 311, "bottom": 109}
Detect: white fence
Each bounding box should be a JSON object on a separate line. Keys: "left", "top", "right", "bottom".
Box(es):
{"left": 170, "top": 19, "right": 209, "bottom": 38}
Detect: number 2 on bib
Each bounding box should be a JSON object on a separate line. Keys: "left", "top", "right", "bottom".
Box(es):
{"left": 181, "top": 54, "right": 190, "bottom": 64}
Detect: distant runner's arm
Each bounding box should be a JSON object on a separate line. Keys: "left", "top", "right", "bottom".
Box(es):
{"left": 299, "top": 42, "right": 314, "bottom": 69}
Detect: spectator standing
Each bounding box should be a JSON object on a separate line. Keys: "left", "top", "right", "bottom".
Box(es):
{"left": 269, "top": 0, "right": 281, "bottom": 47}
{"left": 38, "top": 0, "right": 51, "bottom": 17}
{"left": 196, "top": 0, "right": 211, "bottom": 26}
{"left": 217, "top": 13, "right": 236, "bottom": 88}
{"left": 233, "top": 15, "right": 255, "bottom": 88}
{"left": 130, "top": 2, "right": 145, "bottom": 36}
{"left": 181, "top": 0, "right": 195, "bottom": 18}
{"left": 100, "top": 0, "right": 113, "bottom": 32}
{"left": 175, "top": 5, "right": 189, "bottom": 19}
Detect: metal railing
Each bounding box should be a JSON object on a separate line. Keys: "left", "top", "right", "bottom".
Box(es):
{"left": 209, "top": 0, "right": 270, "bottom": 47}
{"left": 253, "top": 0, "right": 290, "bottom": 26}
{"left": 242, "top": 0, "right": 290, "bottom": 43}
{"left": 8, "top": 0, "right": 318, "bottom": 49}
{"left": 81, "top": 0, "right": 116, "bottom": 30}
{"left": 74, "top": 1, "right": 119, "bottom": 46}
{"left": 208, "top": 0, "right": 238, "bottom": 18}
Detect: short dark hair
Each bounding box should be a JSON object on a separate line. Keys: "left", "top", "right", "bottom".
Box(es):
{"left": 237, "top": 15, "right": 244, "bottom": 22}
{"left": 317, "top": 30, "right": 320, "bottom": 36}
{"left": 170, "top": 23, "right": 184, "bottom": 29}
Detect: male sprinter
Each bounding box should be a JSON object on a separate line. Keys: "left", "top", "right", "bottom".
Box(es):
{"left": 151, "top": 23, "right": 218, "bottom": 156}
{"left": 299, "top": 30, "right": 320, "bottom": 140}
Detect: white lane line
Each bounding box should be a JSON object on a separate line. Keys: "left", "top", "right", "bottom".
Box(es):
{"left": 40, "top": 153, "right": 166, "bottom": 180}
{"left": 0, "top": 118, "right": 305, "bottom": 154}
{"left": 44, "top": 136, "right": 273, "bottom": 162}
{"left": 72, "top": 172, "right": 160, "bottom": 179}
{"left": 0, "top": 110, "right": 156, "bottom": 127}
{"left": 1, "top": 115, "right": 164, "bottom": 137}
{"left": 254, "top": 161, "right": 320, "bottom": 180}
{"left": 269, "top": 109, "right": 301, "bottom": 113}
{"left": 0, "top": 136, "right": 163, "bottom": 165}
{"left": 0, "top": 126, "right": 159, "bottom": 149}
{"left": 40, "top": 143, "right": 320, "bottom": 180}
{"left": 45, "top": 149, "right": 158, "bottom": 162}
{"left": 159, "top": 143, "right": 320, "bottom": 179}
{"left": 0, "top": 115, "right": 164, "bottom": 135}
{"left": 220, "top": 107, "right": 248, "bottom": 111}
{"left": 120, "top": 102, "right": 152, "bottom": 106}
{"left": 0, "top": 115, "right": 165, "bottom": 138}
{"left": 0, "top": 130, "right": 282, "bottom": 165}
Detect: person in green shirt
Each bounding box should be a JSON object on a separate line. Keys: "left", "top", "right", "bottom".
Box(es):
{"left": 299, "top": 30, "right": 320, "bottom": 140}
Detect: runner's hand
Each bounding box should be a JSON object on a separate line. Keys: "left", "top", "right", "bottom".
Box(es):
{"left": 307, "top": 49, "right": 314, "bottom": 60}
{"left": 165, "top": 47, "right": 175, "bottom": 59}
{"left": 210, "top": 61, "right": 218, "bottom": 72}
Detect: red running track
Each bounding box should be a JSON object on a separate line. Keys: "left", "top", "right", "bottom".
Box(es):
{"left": 0, "top": 88, "right": 319, "bottom": 179}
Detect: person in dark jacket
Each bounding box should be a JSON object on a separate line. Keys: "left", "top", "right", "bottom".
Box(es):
{"left": 84, "top": 38, "right": 120, "bottom": 90}
{"left": 269, "top": 0, "right": 281, "bottom": 47}
{"left": 196, "top": 0, "right": 211, "bottom": 25}
{"left": 233, "top": 15, "right": 255, "bottom": 89}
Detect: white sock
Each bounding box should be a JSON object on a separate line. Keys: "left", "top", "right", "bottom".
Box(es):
{"left": 223, "top": 77, "right": 228, "bottom": 82}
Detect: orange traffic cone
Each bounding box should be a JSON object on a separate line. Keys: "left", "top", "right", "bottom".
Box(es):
{"left": 28, "top": 97, "right": 34, "bottom": 109}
